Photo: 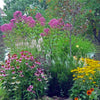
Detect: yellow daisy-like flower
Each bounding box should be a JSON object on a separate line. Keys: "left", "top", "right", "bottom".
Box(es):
{"left": 76, "top": 45, "right": 79, "bottom": 48}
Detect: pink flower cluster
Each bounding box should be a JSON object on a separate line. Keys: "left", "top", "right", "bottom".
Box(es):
{"left": 0, "top": 50, "right": 35, "bottom": 77}
{"left": 13, "top": 11, "right": 22, "bottom": 20}
{"left": 48, "top": 18, "right": 64, "bottom": 29}
{"left": 35, "top": 13, "right": 46, "bottom": 26}
{"left": 0, "top": 11, "right": 36, "bottom": 33}
{"left": 40, "top": 28, "right": 50, "bottom": 37}
{"left": 63, "top": 23, "right": 72, "bottom": 31}
{"left": 35, "top": 13, "right": 42, "bottom": 20}
{"left": 27, "top": 85, "right": 35, "bottom": 93}
{"left": 0, "top": 50, "right": 48, "bottom": 97}
{"left": 23, "top": 16, "right": 36, "bottom": 27}
{"left": 34, "top": 68, "right": 46, "bottom": 82}
{"left": 0, "top": 23, "right": 12, "bottom": 32}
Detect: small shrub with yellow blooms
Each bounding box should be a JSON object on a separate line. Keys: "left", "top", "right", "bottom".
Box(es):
{"left": 70, "top": 58, "right": 100, "bottom": 100}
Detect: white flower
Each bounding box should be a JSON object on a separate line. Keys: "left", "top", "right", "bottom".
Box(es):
{"left": 3, "top": 86, "right": 6, "bottom": 89}
{"left": 16, "top": 81, "right": 20, "bottom": 84}
{"left": 11, "top": 82, "right": 15, "bottom": 84}
{"left": 15, "top": 86, "right": 18, "bottom": 88}
{"left": 8, "top": 89, "right": 11, "bottom": 91}
{"left": 13, "top": 88, "right": 17, "bottom": 90}
{"left": 12, "top": 77, "right": 16, "bottom": 79}
{"left": 3, "top": 81, "right": 7, "bottom": 84}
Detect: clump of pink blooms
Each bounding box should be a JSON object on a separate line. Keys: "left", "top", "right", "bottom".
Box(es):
{"left": 0, "top": 23, "right": 12, "bottom": 32}
{"left": 63, "top": 23, "right": 72, "bottom": 31}
{"left": 0, "top": 50, "right": 47, "bottom": 94}
{"left": 27, "top": 85, "right": 35, "bottom": 93}
{"left": 40, "top": 28, "right": 50, "bottom": 37}
{"left": 35, "top": 13, "right": 46, "bottom": 26}
{"left": 48, "top": 18, "right": 64, "bottom": 29}
{"left": 0, "top": 10, "right": 73, "bottom": 38}
{"left": 0, "top": 11, "right": 36, "bottom": 33}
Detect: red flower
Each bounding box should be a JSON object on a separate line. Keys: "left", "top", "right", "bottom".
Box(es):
{"left": 74, "top": 97, "right": 78, "bottom": 100}
{"left": 90, "top": 88, "right": 94, "bottom": 92}
{"left": 87, "top": 90, "right": 92, "bottom": 95}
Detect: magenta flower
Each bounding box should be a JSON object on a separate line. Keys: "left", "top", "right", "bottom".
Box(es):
{"left": 30, "top": 56, "right": 34, "bottom": 61}
{"left": 12, "top": 71, "right": 15, "bottom": 74}
{"left": 2, "top": 35, "right": 6, "bottom": 38}
{"left": 5, "top": 66, "right": 10, "bottom": 70}
{"left": 63, "top": 23, "right": 72, "bottom": 31}
{"left": 13, "top": 11, "right": 22, "bottom": 20}
{"left": 48, "top": 19, "right": 58, "bottom": 28}
{"left": 22, "top": 15, "right": 27, "bottom": 22}
{"left": 27, "top": 87, "right": 32, "bottom": 92}
{"left": 44, "top": 28, "right": 50, "bottom": 34}
{"left": 28, "top": 52, "right": 32, "bottom": 55}
{"left": 20, "top": 74, "right": 24, "bottom": 77}
{"left": 25, "top": 16, "right": 33, "bottom": 23}
{"left": 16, "top": 66, "right": 20, "bottom": 69}
{"left": 12, "top": 67, "right": 15, "bottom": 70}
{"left": 27, "top": 85, "right": 33, "bottom": 92}
{"left": 19, "top": 70, "right": 23, "bottom": 74}
{"left": 58, "top": 18, "right": 64, "bottom": 26}
{"left": 35, "top": 61, "right": 41, "bottom": 65}
{"left": 24, "top": 51, "right": 29, "bottom": 53}
{"left": 10, "top": 19, "right": 16, "bottom": 23}
{"left": 19, "top": 58, "right": 22, "bottom": 62}
{"left": 25, "top": 62, "right": 28, "bottom": 65}
{"left": 48, "top": 19, "right": 57, "bottom": 25}
{"left": 1, "top": 70, "right": 5, "bottom": 73}
{"left": 41, "top": 75, "right": 45, "bottom": 79}
{"left": 16, "top": 59, "right": 19, "bottom": 62}
{"left": 48, "top": 18, "right": 64, "bottom": 29}
{"left": 1, "top": 65, "right": 5, "bottom": 68}
{"left": 30, "top": 65, "right": 35, "bottom": 69}
{"left": 12, "top": 54, "right": 18, "bottom": 59}
{"left": 40, "top": 33, "right": 45, "bottom": 37}
{"left": 37, "top": 78, "right": 42, "bottom": 82}
{"left": 35, "top": 13, "right": 42, "bottom": 20}
{"left": 32, "top": 91, "right": 35, "bottom": 94}
{"left": 25, "top": 56, "right": 30, "bottom": 60}
{"left": 28, "top": 19, "right": 36, "bottom": 27}
{"left": 40, "top": 22, "right": 45, "bottom": 26}
{"left": 29, "top": 85, "right": 33, "bottom": 89}
{"left": 34, "top": 72, "right": 40, "bottom": 77}
{"left": 39, "top": 17, "right": 46, "bottom": 22}
{"left": 2, "top": 74, "right": 6, "bottom": 77}
{"left": 1, "top": 23, "right": 12, "bottom": 32}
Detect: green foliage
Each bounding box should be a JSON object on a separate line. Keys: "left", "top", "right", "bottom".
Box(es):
{"left": 3, "top": 0, "right": 47, "bottom": 22}
{"left": 47, "top": 56, "right": 75, "bottom": 97}
{"left": 41, "top": 27, "right": 95, "bottom": 97}
{"left": 0, "top": 14, "right": 5, "bottom": 61}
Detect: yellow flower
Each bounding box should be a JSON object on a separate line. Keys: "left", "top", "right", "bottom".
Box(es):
{"left": 83, "top": 80, "right": 85, "bottom": 82}
{"left": 76, "top": 45, "right": 79, "bottom": 48}
{"left": 93, "top": 81, "right": 96, "bottom": 84}
{"left": 73, "top": 74, "right": 75, "bottom": 77}
{"left": 89, "top": 77, "right": 93, "bottom": 80}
